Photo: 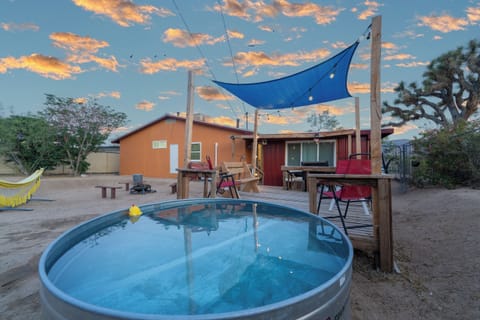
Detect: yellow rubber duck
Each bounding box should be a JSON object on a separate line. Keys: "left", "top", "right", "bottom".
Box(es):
{"left": 129, "top": 204, "right": 142, "bottom": 217}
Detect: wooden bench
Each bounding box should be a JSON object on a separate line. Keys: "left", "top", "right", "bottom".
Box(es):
{"left": 221, "top": 161, "right": 260, "bottom": 193}
{"left": 95, "top": 186, "right": 123, "bottom": 199}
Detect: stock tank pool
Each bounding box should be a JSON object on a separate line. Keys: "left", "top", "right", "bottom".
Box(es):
{"left": 39, "top": 199, "right": 353, "bottom": 320}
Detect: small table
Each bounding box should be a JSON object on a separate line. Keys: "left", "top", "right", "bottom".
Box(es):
{"left": 176, "top": 168, "right": 218, "bottom": 199}
{"left": 281, "top": 166, "right": 335, "bottom": 191}
{"left": 307, "top": 173, "right": 393, "bottom": 272}
{"left": 95, "top": 186, "right": 123, "bottom": 199}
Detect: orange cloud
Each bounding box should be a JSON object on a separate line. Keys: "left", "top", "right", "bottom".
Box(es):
{"left": 1, "top": 22, "right": 39, "bottom": 32}
{"left": 351, "top": 62, "right": 369, "bottom": 70}
{"left": 275, "top": 0, "right": 343, "bottom": 24}
{"left": 158, "top": 90, "right": 180, "bottom": 100}
{"left": 135, "top": 100, "right": 155, "bottom": 111}
{"left": 417, "top": 14, "right": 468, "bottom": 33}
{"left": 49, "top": 32, "right": 119, "bottom": 72}
{"left": 348, "top": 82, "right": 370, "bottom": 94}
{"left": 230, "top": 47, "right": 331, "bottom": 75}
{"left": 0, "top": 54, "right": 82, "bottom": 79}
{"left": 197, "top": 86, "right": 235, "bottom": 101}
{"left": 208, "top": 116, "right": 238, "bottom": 127}
{"left": 466, "top": 5, "right": 480, "bottom": 24}
{"left": 259, "top": 25, "right": 275, "bottom": 32}
{"left": 248, "top": 39, "right": 266, "bottom": 47}
{"left": 72, "top": 0, "right": 173, "bottom": 27}
{"left": 228, "top": 30, "right": 244, "bottom": 39}
{"left": 163, "top": 28, "right": 225, "bottom": 47}
{"left": 348, "top": 82, "right": 397, "bottom": 94}
{"left": 140, "top": 57, "right": 205, "bottom": 74}
{"left": 97, "top": 91, "right": 121, "bottom": 99}
{"left": 50, "top": 32, "right": 109, "bottom": 53}
{"left": 384, "top": 53, "right": 416, "bottom": 61}
{"left": 396, "top": 61, "right": 430, "bottom": 68}
{"left": 214, "top": 0, "right": 342, "bottom": 25}
{"left": 382, "top": 42, "right": 397, "bottom": 50}
{"left": 384, "top": 121, "right": 418, "bottom": 135}
{"left": 331, "top": 41, "right": 348, "bottom": 49}
{"left": 357, "top": 0, "right": 382, "bottom": 20}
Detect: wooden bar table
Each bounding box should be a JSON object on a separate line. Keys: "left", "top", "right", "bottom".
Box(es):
{"left": 307, "top": 173, "right": 393, "bottom": 272}
{"left": 176, "top": 168, "right": 218, "bottom": 199}
{"left": 281, "top": 166, "right": 336, "bottom": 191}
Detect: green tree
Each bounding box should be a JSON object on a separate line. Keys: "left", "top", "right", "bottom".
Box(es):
{"left": 307, "top": 110, "right": 340, "bottom": 132}
{"left": 411, "top": 121, "right": 480, "bottom": 188}
{"left": 39, "top": 94, "right": 127, "bottom": 176}
{"left": 383, "top": 39, "right": 480, "bottom": 129}
{"left": 0, "top": 115, "right": 63, "bottom": 174}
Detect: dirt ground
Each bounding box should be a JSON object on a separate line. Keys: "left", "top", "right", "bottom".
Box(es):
{"left": 0, "top": 175, "right": 479, "bottom": 319}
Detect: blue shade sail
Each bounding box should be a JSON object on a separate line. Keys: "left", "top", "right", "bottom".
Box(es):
{"left": 213, "top": 41, "right": 359, "bottom": 110}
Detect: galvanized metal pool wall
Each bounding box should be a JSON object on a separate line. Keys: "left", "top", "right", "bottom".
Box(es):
{"left": 39, "top": 199, "right": 353, "bottom": 320}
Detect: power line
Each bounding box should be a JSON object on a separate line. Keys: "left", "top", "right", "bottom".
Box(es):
{"left": 217, "top": 0, "right": 248, "bottom": 123}
{"left": 170, "top": 0, "right": 241, "bottom": 121}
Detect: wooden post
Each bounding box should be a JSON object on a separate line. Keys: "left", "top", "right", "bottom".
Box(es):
{"left": 251, "top": 109, "right": 259, "bottom": 172}
{"left": 370, "top": 16, "right": 382, "bottom": 174}
{"left": 370, "top": 15, "right": 393, "bottom": 272}
{"left": 179, "top": 70, "right": 194, "bottom": 199}
{"left": 355, "top": 96, "right": 361, "bottom": 157}
{"left": 184, "top": 70, "right": 194, "bottom": 168}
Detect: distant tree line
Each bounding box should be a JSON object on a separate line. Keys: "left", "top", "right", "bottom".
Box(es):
{"left": 0, "top": 94, "right": 127, "bottom": 176}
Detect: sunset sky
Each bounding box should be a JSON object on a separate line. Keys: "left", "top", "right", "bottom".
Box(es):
{"left": 1, "top": 0, "right": 479, "bottom": 141}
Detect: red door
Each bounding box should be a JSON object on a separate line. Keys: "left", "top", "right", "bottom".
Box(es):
{"left": 262, "top": 141, "right": 285, "bottom": 186}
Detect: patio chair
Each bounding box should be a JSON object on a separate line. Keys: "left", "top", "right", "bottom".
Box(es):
{"left": 316, "top": 158, "right": 372, "bottom": 234}
{"left": 285, "top": 170, "right": 303, "bottom": 190}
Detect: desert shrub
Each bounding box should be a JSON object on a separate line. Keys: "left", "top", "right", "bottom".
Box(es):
{"left": 411, "top": 121, "right": 480, "bottom": 188}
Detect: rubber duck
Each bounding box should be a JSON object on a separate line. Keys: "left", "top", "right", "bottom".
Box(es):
{"left": 129, "top": 204, "right": 142, "bottom": 217}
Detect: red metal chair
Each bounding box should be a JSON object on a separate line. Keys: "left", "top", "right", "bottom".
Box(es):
{"left": 317, "top": 158, "right": 372, "bottom": 234}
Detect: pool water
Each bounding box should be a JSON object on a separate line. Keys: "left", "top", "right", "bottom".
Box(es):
{"left": 41, "top": 199, "right": 352, "bottom": 319}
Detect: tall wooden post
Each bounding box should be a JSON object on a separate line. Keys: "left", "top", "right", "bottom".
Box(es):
{"left": 184, "top": 70, "right": 194, "bottom": 168}
{"left": 178, "top": 70, "right": 194, "bottom": 199}
{"left": 251, "top": 109, "right": 259, "bottom": 172}
{"left": 370, "top": 15, "right": 393, "bottom": 272}
{"left": 355, "top": 97, "right": 361, "bottom": 157}
{"left": 370, "top": 16, "right": 382, "bottom": 174}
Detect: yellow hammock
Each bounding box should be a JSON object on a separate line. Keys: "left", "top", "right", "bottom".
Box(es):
{"left": 0, "top": 168, "right": 44, "bottom": 208}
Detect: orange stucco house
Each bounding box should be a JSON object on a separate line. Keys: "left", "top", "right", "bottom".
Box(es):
{"left": 111, "top": 114, "right": 252, "bottom": 178}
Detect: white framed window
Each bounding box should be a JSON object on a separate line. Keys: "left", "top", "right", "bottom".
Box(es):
{"left": 152, "top": 140, "right": 167, "bottom": 149}
{"left": 285, "top": 140, "right": 335, "bottom": 166}
{"left": 191, "top": 142, "right": 201, "bottom": 161}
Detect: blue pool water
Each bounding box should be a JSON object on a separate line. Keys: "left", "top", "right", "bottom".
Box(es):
{"left": 40, "top": 199, "right": 352, "bottom": 319}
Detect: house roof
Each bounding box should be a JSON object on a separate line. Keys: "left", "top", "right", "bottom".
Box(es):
{"left": 111, "top": 114, "right": 253, "bottom": 144}
{"left": 233, "top": 127, "right": 394, "bottom": 141}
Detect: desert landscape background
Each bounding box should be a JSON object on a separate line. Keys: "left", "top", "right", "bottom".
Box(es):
{"left": 0, "top": 175, "right": 479, "bottom": 319}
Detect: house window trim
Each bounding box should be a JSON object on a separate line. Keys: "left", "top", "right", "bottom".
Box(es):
{"left": 285, "top": 139, "right": 336, "bottom": 166}
{"left": 190, "top": 142, "right": 202, "bottom": 162}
